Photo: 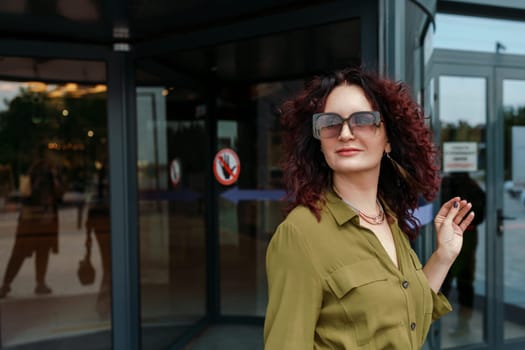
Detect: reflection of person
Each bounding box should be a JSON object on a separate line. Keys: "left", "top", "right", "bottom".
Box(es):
{"left": 440, "top": 171, "right": 485, "bottom": 336}
{"left": 85, "top": 163, "right": 111, "bottom": 318}
{"left": 0, "top": 146, "right": 64, "bottom": 298}
{"left": 264, "top": 67, "right": 476, "bottom": 349}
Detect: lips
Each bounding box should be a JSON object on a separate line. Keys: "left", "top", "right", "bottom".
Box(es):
{"left": 336, "top": 147, "right": 361, "bottom": 156}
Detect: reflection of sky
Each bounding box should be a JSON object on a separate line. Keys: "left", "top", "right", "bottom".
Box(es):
{"left": 0, "top": 82, "right": 22, "bottom": 111}
{"left": 439, "top": 77, "right": 525, "bottom": 125}
{"left": 504, "top": 80, "right": 525, "bottom": 111}
{"left": 435, "top": 14, "right": 525, "bottom": 121}
{"left": 439, "top": 76, "right": 486, "bottom": 125}
{"left": 435, "top": 14, "right": 525, "bottom": 55}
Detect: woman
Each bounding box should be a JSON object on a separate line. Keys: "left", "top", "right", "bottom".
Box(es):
{"left": 0, "top": 148, "right": 63, "bottom": 298}
{"left": 264, "top": 67, "right": 475, "bottom": 349}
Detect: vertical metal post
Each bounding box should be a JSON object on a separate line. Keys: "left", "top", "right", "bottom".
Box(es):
{"left": 107, "top": 42, "right": 141, "bottom": 350}
{"left": 206, "top": 74, "right": 221, "bottom": 321}
{"left": 360, "top": 1, "right": 379, "bottom": 70}
{"left": 378, "top": 0, "right": 407, "bottom": 80}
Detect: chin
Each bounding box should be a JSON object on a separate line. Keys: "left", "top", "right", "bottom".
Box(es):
{"left": 330, "top": 162, "right": 380, "bottom": 176}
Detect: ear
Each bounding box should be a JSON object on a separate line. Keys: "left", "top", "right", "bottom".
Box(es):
{"left": 385, "top": 142, "right": 391, "bottom": 154}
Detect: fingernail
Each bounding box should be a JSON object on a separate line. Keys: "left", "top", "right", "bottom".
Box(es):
{"left": 453, "top": 202, "right": 458, "bottom": 208}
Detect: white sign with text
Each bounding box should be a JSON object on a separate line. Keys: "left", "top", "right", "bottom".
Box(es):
{"left": 443, "top": 142, "right": 478, "bottom": 172}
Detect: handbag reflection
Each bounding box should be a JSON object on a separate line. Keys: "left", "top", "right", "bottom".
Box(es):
{"left": 78, "top": 230, "right": 96, "bottom": 285}
{"left": 19, "top": 174, "right": 31, "bottom": 197}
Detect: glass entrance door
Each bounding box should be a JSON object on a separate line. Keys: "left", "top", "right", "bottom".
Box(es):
{"left": 432, "top": 67, "right": 490, "bottom": 349}
{"left": 496, "top": 68, "right": 525, "bottom": 345}
{"left": 135, "top": 13, "right": 363, "bottom": 348}
{"left": 430, "top": 64, "right": 525, "bottom": 349}
{"left": 0, "top": 57, "right": 111, "bottom": 349}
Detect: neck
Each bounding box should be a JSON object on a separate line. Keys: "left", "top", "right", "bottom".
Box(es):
{"left": 332, "top": 184, "right": 385, "bottom": 225}
{"left": 332, "top": 173, "right": 379, "bottom": 213}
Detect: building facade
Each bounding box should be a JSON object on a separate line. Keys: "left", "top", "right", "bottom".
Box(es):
{"left": 0, "top": 0, "right": 524, "bottom": 349}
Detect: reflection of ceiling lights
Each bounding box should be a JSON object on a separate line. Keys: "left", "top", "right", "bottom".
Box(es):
{"left": 48, "top": 90, "right": 62, "bottom": 98}
{"left": 65, "top": 83, "right": 78, "bottom": 92}
{"left": 89, "top": 85, "right": 107, "bottom": 94}
{"left": 24, "top": 81, "right": 107, "bottom": 98}
{"left": 47, "top": 142, "right": 86, "bottom": 151}
{"left": 0, "top": 81, "right": 107, "bottom": 112}
{"left": 27, "top": 81, "right": 48, "bottom": 92}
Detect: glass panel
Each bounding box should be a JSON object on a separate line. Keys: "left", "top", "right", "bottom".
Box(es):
{"left": 137, "top": 85, "right": 207, "bottom": 348}
{"left": 134, "top": 16, "right": 361, "bottom": 348}
{"left": 434, "top": 14, "right": 525, "bottom": 55}
{"left": 0, "top": 78, "right": 110, "bottom": 347}
{"left": 209, "top": 15, "right": 359, "bottom": 321}
{"left": 502, "top": 79, "right": 525, "bottom": 341}
{"left": 217, "top": 82, "right": 298, "bottom": 316}
{"left": 438, "top": 76, "right": 487, "bottom": 348}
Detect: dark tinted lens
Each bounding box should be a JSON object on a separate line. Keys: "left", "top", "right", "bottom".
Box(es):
{"left": 313, "top": 111, "right": 379, "bottom": 139}
{"left": 317, "top": 114, "right": 343, "bottom": 138}
{"left": 350, "top": 112, "right": 376, "bottom": 127}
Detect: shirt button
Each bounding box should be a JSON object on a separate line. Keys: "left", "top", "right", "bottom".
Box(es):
{"left": 411, "top": 322, "right": 416, "bottom": 330}
{"left": 402, "top": 280, "right": 409, "bottom": 289}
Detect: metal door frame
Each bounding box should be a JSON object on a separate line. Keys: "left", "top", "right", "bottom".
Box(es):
{"left": 494, "top": 67, "right": 525, "bottom": 350}
{"left": 427, "top": 48, "right": 525, "bottom": 349}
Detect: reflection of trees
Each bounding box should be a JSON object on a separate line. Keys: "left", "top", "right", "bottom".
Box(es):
{"left": 504, "top": 106, "right": 525, "bottom": 181}
{"left": 0, "top": 86, "right": 107, "bottom": 192}
{"left": 0, "top": 89, "right": 55, "bottom": 175}
{"left": 441, "top": 120, "right": 485, "bottom": 143}
{"left": 60, "top": 93, "right": 107, "bottom": 191}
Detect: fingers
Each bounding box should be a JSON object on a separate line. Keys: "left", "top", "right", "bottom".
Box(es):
{"left": 443, "top": 198, "right": 462, "bottom": 223}
{"left": 447, "top": 197, "right": 474, "bottom": 232}
{"left": 435, "top": 197, "right": 461, "bottom": 217}
{"left": 458, "top": 210, "right": 475, "bottom": 232}
{"left": 454, "top": 201, "right": 471, "bottom": 225}
{"left": 436, "top": 197, "right": 474, "bottom": 228}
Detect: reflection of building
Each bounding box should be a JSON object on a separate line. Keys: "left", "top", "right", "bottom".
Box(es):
{"left": 1, "top": 1, "right": 525, "bottom": 350}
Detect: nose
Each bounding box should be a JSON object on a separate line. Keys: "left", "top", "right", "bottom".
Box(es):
{"left": 338, "top": 120, "right": 355, "bottom": 140}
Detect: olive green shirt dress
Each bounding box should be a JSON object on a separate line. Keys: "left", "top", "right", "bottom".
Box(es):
{"left": 264, "top": 191, "right": 452, "bottom": 349}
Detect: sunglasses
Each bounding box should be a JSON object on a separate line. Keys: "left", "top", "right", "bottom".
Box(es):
{"left": 312, "top": 111, "right": 381, "bottom": 139}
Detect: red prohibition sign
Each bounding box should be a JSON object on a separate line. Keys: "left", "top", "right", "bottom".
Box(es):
{"left": 213, "top": 148, "right": 240, "bottom": 186}
{"left": 169, "top": 158, "right": 182, "bottom": 187}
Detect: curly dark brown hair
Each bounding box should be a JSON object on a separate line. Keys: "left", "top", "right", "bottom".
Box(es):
{"left": 280, "top": 67, "right": 440, "bottom": 240}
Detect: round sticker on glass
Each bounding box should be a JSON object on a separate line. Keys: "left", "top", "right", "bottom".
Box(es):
{"left": 213, "top": 148, "right": 240, "bottom": 186}
{"left": 169, "top": 158, "right": 182, "bottom": 187}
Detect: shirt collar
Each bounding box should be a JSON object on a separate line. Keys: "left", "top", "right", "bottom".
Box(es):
{"left": 324, "top": 190, "right": 359, "bottom": 226}
{"left": 324, "top": 189, "right": 398, "bottom": 227}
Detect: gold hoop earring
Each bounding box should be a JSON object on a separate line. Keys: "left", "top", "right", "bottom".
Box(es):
{"left": 386, "top": 152, "right": 422, "bottom": 191}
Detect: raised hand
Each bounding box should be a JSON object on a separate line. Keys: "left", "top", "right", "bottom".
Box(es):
{"left": 433, "top": 197, "right": 475, "bottom": 262}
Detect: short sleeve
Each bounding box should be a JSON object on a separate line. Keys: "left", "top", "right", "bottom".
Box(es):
{"left": 264, "top": 221, "right": 322, "bottom": 350}
{"left": 431, "top": 289, "right": 452, "bottom": 321}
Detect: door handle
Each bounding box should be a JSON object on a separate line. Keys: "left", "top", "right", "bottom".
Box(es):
{"left": 497, "top": 208, "right": 516, "bottom": 236}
